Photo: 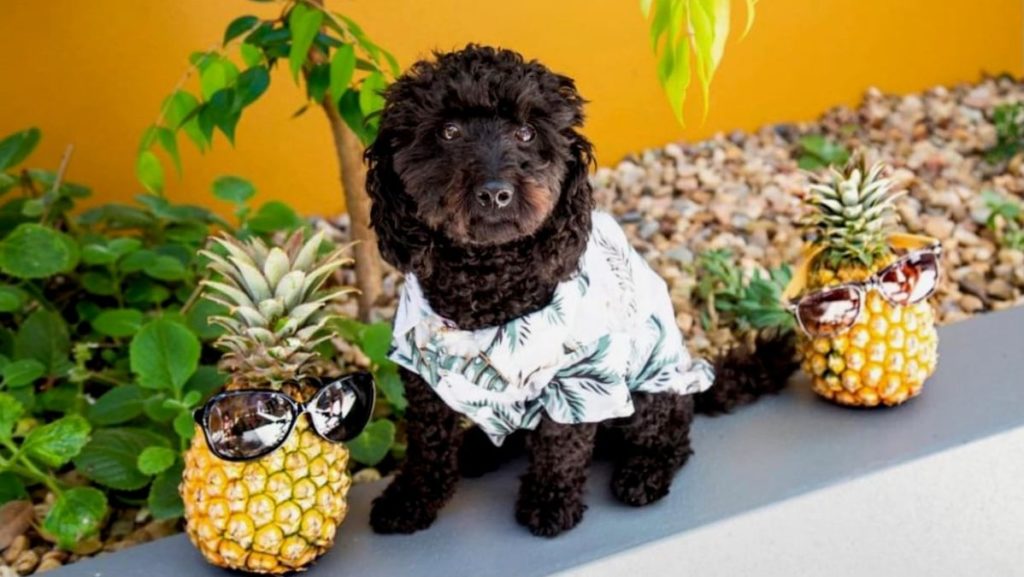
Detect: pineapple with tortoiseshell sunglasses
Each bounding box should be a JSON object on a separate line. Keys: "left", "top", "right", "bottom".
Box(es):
{"left": 784, "top": 159, "right": 940, "bottom": 407}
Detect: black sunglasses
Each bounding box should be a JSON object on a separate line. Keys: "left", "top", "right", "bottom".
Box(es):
{"left": 193, "top": 372, "right": 376, "bottom": 462}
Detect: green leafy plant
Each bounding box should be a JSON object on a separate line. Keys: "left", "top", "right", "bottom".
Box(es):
{"left": 643, "top": 0, "right": 758, "bottom": 124}
{"left": 982, "top": 189, "right": 1024, "bottom": 250}
{"left": 332, "top": 318, "right": 406, "bottom": 467}
{"left": 139, "top": 0, "right": 397, "bottom": 321}
{"left": 795, "top": 134, "right": 850, "bottom": 170}
{"left": 986, "top": 102, "right": 1024, "bottom": 163}
{"left": 0, "top": 127, "right": 321, "bottom": 547}
{"left": 694, "top": 249, "right": 794, "bottom": 332}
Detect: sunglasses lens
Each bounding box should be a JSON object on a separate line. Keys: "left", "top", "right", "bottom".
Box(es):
{"left": 879, "top": 251, "right": 940, "bottom": 305}
{"left": 204, "top": 392, "right": 294, "bottom": 460}
{"left": 797, "top": 286, "right": 861, "bottom": 337}
{"left": 309, "top": 373, "right": 375, "bottom": 443}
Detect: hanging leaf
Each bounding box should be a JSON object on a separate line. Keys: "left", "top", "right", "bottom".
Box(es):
{"left": 136, "top": 150, "right": 164, "bottom": 194}
{"left": 212, "top": 174, "right": 256, "bottom": 205}
{"left": 236, "top": 66, "right": 270, "bottom": 107}
{"left": 163, "top": 91, "right": 206, "bottom": 151}
{"left": 288, "top": 3, "right": 324, "bottom": 81}
{"left": 224, "top": 15, "right": 259, "bottom": 46}
{"left": 0, "top": 394, "right": 24, "bottom": 442}
{"left": 329, "top": 44, "right": 356, "bottom": 102}
{"left": 0, "top": 128, "right": 41, "bottom": 171}
{"left": 358, "top": 72, "right": 386, "bottom": 118}
{"left": 199, "top": 58, "right": 239, "bottom": 100}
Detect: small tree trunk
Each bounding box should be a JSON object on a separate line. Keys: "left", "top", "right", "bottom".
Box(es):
{"left": 323, "top": 103, "right": 382, "bottom": 322}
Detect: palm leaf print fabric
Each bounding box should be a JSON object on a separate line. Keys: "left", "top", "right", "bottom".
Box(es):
{"left": 389, "top": 211, "right": 715, "bottom": 445}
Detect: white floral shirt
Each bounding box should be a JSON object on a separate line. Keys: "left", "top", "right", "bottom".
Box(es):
{"left": 389, "top": 211, "right": 715, "bottom": 445}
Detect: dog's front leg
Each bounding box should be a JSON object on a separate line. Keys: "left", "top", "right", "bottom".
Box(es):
{"left": 370, "top": 369, "right": 464, "bottom": 534}
{"left": 515, "top": 417, "right": 597, "bottom": 537}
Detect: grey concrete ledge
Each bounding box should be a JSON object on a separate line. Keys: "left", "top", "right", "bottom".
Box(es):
{"left": 49, "top": 307, "right": 1024, "bottom": 577}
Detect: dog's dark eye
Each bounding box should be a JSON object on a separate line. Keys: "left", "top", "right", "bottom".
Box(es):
{"left": 440, "top": 122, "right": 461, "bottom": 141}
{"left": 514, "top": 125, "right": 536, "bottom": 143}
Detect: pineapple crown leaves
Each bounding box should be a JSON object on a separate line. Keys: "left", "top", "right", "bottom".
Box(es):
{"left": 801, "top": 155, "right": 905, "bottom": 268}
{"left": 198, "top": 230, "right": 357, "bottom": 387}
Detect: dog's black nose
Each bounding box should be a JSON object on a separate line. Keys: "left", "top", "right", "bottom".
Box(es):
{"left": 476, "top": 180, "right": 514, "bottom": 209}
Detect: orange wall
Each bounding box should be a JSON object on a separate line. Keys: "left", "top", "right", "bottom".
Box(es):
{"left": 1, "top": 0, "right": 1021, "bottom": 217}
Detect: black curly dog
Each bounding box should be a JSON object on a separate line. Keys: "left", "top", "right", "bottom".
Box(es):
{"left": 365, "top": 45, "right": 797, "bottom": 537}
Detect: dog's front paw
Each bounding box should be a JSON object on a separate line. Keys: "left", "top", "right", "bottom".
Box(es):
{"left": 370, "top": 482, "right": 439, "bottom": 534}
{"left": 515, "top": 476, "right": 587, "bottom": 537}
{"left": 611, "top": 455, "right": 676, "bottom": 507}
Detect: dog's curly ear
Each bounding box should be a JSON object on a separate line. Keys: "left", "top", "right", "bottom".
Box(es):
{"left": 365, "top": 132, "right": 431, "bottom": 274}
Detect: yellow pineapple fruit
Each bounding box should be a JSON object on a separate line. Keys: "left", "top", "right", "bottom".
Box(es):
{"left": 181, "top": 231, "right": 356, "bottom": 573}
{"left": 795, "top": 160, "right": 939, "bottom": 407}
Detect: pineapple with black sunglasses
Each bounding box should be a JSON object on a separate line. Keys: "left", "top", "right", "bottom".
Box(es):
{"left": 180, "top": 231, "right": 374, "bottom": 573}
{"left": 784, "top": 158, "right": 940, "bottom": 407}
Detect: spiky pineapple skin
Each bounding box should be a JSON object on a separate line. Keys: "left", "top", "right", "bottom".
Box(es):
{"left": 798, "top": 265, "right": 938, "bottom": 407}
{"left": 182, "top": 417, "right": 351, "bottom": 574}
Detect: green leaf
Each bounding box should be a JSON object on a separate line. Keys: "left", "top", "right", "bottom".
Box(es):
{"left": 0, "top": 223, "right": 77, "bottom": 279}
{"left": 224, "top": 15, "right": 259, "bottom": 45}
{"left": 38, "top": 382, "right": 78, "bottom": 413}
{"left": 358, "top": 72, "right": 386, "bottom": 118}
{"left": 172, "top": 409, "right": 195, "bottom": 441}
{"left": 375, "top": 362, "right": 407, "bottom": 412}
{"left": 143, "top": 394, "right": 177, "bottom": 423}
{"left": 359, "top": 322, "right": 393, "bottom": 363}
{"left": 0, "top": 285, "right": 27, "bottom": 313}
{"left": 306, "top": 63, "right": 330, "bottom": 103}
{"left": 246, "top": 201, "right": 303, "bottom": 234}
{"left": 23, "top": 415, "right": 90, "bottom": 468}
{"left": 15, "top": 309, "right": 71, "bottom": 377}
{"left": 185, "top": 299, "right": 227, "bottom": 341}
{"left": 199, "top": 58, "right": 239, "bottom": 100}
{"left": 212, "top": 175, "right": 256, "bottom": 204}
{"left": 347, "top": 419, "right": 395, "bottom": 466}
{"left": 74, "top": 427, "right": 169, "bottom": 490}
{"left": 145, "top": 256, "right": 187, "bottom": 282}
{"left": 43, "top": 487, "right": 107, "bottom": 550}
{"left": 130, "top": 319, "right": 200, "bottom": 393}
{"left": 163, "top": 91, "right": 206, "bottom": 151}
{"left": 338, "top": 88, "right": 369, "bottom": 143}
{"left": 0, "top": 393, "right": 25, "bottom": 442}
{"left": 91, "top": 309, "right": 145, "bottom": 338}
{"left": 0, "top": 128, "right": 41, "bottom": 171}
{"left": 0, "top": 472, "right": 28, "bottom": 505}
{"left": 155, "top": 127, "right": 181, "bottom": 176}
{"left": 81, "top": 243, "right": 116, "bottom": 265}
{"left": 2, "top": 359, "right": 45, "bottom": 388}
{"left": 137, "top": 446, "right": 177, "bottom": 476}
{"left": 148, "top": 461, "right": 184, "bottom": 520}
{"left": 288, "top": 3, "right": 324, "bottom": 80}
{"left": 80, "top": 270, "right": 117, "bottom": 296}
{"left": 329, "top": 44, "right": 357, "bottom": 102}
{"left": 240, "top": 42, "right": 263, "bottom": 67}
{"left": 88, "top": 385, "right": 146, "bottom": 426}
{"left": 236, "top": 66, "right": 270, "bottom": 108}
{"left": 136, "top": 151, "right": 164, "bottom": 194}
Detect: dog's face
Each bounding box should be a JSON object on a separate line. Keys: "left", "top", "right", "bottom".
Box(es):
{"left": 371, "top": 46, "right": 588, "bottom": 247}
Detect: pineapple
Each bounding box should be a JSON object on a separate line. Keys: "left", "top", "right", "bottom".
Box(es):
{"left": 181, "top": 231, "right": 356, "bottom": 573}
{"left": 797, "top": 159, "right": 939, "bottom": 407}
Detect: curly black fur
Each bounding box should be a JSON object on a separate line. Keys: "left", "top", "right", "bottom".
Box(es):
{"left": 367, "top": 45, "right": 798, "bottom": 538}
{"left": 696, "top": 330, "right": 798, "bottom": 416}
